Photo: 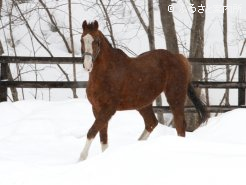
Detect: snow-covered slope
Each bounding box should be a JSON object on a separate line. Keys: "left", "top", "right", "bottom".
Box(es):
{"left": 0, "top": 99, "right": 246, "bottom": 185}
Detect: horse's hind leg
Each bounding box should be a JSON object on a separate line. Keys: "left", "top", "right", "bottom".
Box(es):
{"left": 137, "top": 105, "right": 158, "bottom": 140}
{"left": 165, "top": 88, "right": 187, "bottom": 137}
{"left": 170, "top": 106, "right": 186, "bottom": 137}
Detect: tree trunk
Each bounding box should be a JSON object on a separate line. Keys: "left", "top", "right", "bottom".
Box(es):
{"left": 159, "top": 0, "right": 179, "bottom": 54}
{"left": 68, "top": 0, "right": 78, "bottom": 98}
{"left": 148, "top": 0, "right": 164, "bottom": 124}
{"left": 0, "top": 1, "right": 15, "bottom": 101}
{"left": 6, "top": 65, "right": 19, "bottom": 101}
{"left": 147, "top": 0, "right": 155, "bottom": 51}
{"left": 0, "top": 40, "right": 3, "bottom": 55}
{"left": 240, "top": 39, "right": 246, "bottom": 56}
{"left": 186, "top": 0, "right": 206, "bottom": 131}
{"left": 0, "top": 0, "right": 2, "bottom": 15}
{"left": 158, "top": 0, "right": 179, "bottom": 125}
{"left": 223, "top": 0, "right": 230, "bottom": 105}
{"left": 8, "top": 1, "right": 19, "bottom": 101}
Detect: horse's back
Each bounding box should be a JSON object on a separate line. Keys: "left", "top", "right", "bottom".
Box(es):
{"left": 137, "top": 49, "right": 172, "bottom": 60}
{"left": 136, "top": 49, "right": 191, "bottom": 89}
{"left": 135, "top": 49, "right": 190, "bottom": 73}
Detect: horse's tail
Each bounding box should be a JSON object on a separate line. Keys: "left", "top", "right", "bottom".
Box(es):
{"left": 187, "top": 82, "right": 208, "bottom": 124}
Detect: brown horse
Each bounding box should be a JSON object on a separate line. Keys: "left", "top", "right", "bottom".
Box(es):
{"left": 79, "top": 20, "right": 208, "bottom": 160}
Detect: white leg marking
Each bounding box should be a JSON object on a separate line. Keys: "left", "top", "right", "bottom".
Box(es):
{"left": 101, "top": 142, "right": 108, "bottom": 152}
{"left": 138, "top": 129, "right": 150, "bottom": 140}
{"left": 79, "top": 138, "right": 93, "bottom": 161}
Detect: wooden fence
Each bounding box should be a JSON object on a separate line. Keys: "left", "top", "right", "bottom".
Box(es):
{"left": 0, "top": 56, "right": 246, "bottom": 113}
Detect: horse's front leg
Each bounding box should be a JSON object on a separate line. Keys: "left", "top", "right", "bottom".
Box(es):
{"left": 92, "top": 107, "right": 109, "bottom": 152}
{"left": 79, "top": 108, "right": 115, "bottom": 161}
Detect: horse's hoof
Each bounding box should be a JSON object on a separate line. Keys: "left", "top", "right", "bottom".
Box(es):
{"left": 79, "top": 157, "right": 86, "bottom": 162}
{"left": 79, "top": 153, "right": 88, "bottom": 161}
{"left": 138, "top": 129, "right": 150, "bottom": 140}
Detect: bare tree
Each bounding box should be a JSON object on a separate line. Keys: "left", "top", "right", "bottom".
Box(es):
{"left": 189, "top": 0, "right": 206, "bottom": 57}
{"left": 130, "top": 0, "right": 155, "bottom": 50}
{"left": 130, "top": 0, "right": 164, "bottom": 124}
{"left": 223, "top": 0, "right": 230, "bottom": 105}
{"left": 158, "top": 0, "right": 180, "bottom": 127}
{"left": 0, "top": 0, "right": 3, "bottom": 55}
{"left": 0, "top": 0, "right": 2, "bottom": 15}
{"left": 39, "top": 0, "right": 78, "bottom": 98}
{"left": 186, "top": 0, "right": 206, "bottom": 131}
{"left": 0, "top": 1, "right": 20, "bottom": 101}
{"left": 214, "top": 0, "right": 232, "bottom": 111}
{"left": 13, "top": 1, "right": 78, "bottom": 99}
{"left": 13, "top": 1, "right": 53, "bottom": 56}
{"left": 97, "top": 0, "right": 116, "bottom": 48}
{"left": 159, "top": 0, "right": 179, "bottom": 54}
{"left": 240, "top": 39, "right": 246, "bottom": 56}
{"left": 0, "top": 41, "right": 3, "bottom": 55}
{"left": 39, "top": 0, "right": 72, "bottom": 53}
{"left": 8, "top": 1, "right": 20, "bottom": 101}
{"left": 68, "top": 0, "right": 78, "bottom": 98}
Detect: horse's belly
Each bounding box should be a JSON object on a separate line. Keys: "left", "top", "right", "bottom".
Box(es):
{"left": 117, "top": 89, "right": 162, "bottom": 110}
{"left": 87, "top": 76, "right": 165, "bottom": 110}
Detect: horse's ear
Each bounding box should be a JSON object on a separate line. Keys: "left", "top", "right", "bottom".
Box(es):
{"left": 82, "top": 20, "right": 87, "bottom": 30}
{"left": 94, "top": 20, "right": 99, "bottom": 30}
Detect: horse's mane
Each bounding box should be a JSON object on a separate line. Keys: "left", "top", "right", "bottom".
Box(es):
{"left": 98, "top": 30, "right": 129, "bottom": 59}
{"left": 85, "top": 22, "right": 123, "bottom": 53}
{"left": 99, "top": 31, "right": 113, "bottom": 48}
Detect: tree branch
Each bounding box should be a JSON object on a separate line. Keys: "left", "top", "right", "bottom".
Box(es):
{"left": 98, "top": 0, "right": 116, "bottom": 48}
{"left": 13, "top": 1, "right": 53, "bottom": 56}
{"left": 38, "top": 0, "right": 72, "bottom": 53}
{"left": 129, "top": 0, "right": 148, "bottom": 33}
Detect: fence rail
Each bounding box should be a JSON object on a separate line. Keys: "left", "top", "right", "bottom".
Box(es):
{"left": 1, "top": 56, "right": 246, "bottom": 65}
{"left": 1, "top": 56, "right": 246, "bottom": 113}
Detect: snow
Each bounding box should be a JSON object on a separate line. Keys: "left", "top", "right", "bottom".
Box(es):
{"left": 1, "top": 0, "right": 246, "bottom": 184}
{"left": 193, "top": 108, "right": 246, "bottom": 144}
{"left": 0, "top": 99, "right": 246, "bottom": 185}
{"left": 1, "top": 0, "right": 246, "bottom": 100}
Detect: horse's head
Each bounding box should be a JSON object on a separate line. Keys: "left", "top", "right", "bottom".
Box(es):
{"left": 81, "top": 20, "right": 101, "bottom": 72}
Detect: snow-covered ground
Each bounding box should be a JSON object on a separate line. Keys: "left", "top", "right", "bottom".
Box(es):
{"left": 1, "top": 0, "right": 246, "bottom": 101}
{"left": 0, "top": 99, "right": 246, "bottom": 185}
{"left": 1, "top": 1, "right": 246, "bottom": 184}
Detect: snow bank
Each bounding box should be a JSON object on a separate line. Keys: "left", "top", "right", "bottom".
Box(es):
{"left": 193, "top": 109, "right": 246, "bottom": 144}
{"left": 0, "top": 99, "right": 246, "bottom": 185}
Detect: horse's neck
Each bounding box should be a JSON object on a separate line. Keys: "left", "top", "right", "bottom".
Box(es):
{"left": 98, "top": 37, "right": 116, "bottom": 65}
{"left": 93, "top": 33, "right": 127, "bottom": 73}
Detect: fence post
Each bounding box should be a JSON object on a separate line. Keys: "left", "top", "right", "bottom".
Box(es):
{"left": 0, "top": 62, "right": 8, "bottom": 102}
{"left": 238, "top": 64, "right": 246, "bottom": 105}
